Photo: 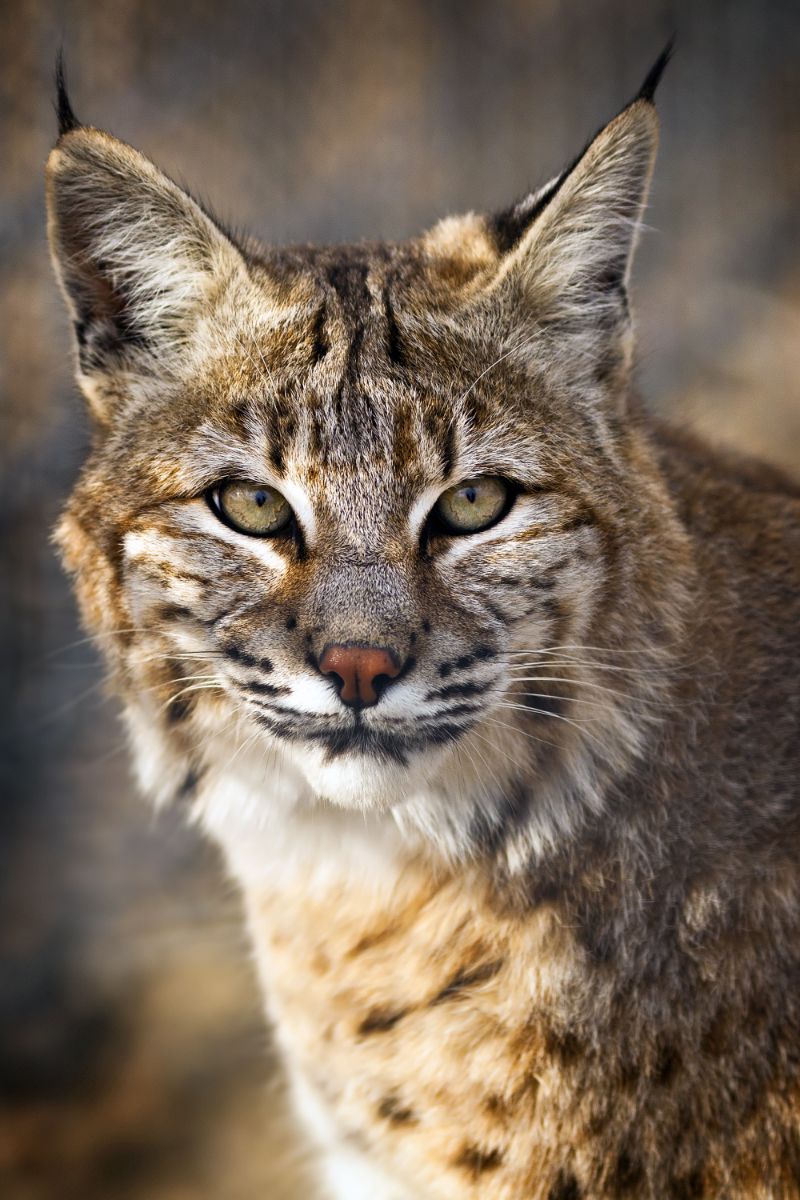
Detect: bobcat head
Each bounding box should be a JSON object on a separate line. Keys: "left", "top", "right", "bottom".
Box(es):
{"left": 48, "top": 50, "right": 691, "bottom": 865}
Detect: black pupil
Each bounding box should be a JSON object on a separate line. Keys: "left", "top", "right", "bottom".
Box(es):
{"left": 465, "top": 487, "right": 477, "bottom": 504}
{"left": 255, "top": 490, "right": 267, "bottom": 508}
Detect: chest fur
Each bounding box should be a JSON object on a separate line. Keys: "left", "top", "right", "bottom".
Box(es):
{"left": 246, "top": 867, "right": 608, "bottom": 1199}
{"left": 244, "top": 863, "right": 800, "bottom": 1200}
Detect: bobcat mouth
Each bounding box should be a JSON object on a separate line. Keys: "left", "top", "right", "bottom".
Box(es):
{"left": 250, "top": 707, "right": 475, "bottom": 763}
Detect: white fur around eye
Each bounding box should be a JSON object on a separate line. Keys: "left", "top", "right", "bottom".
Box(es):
{"left": 190, "top": 500, "right": 290, "bottom": 573}
{"left": 276, "top": 478, "right": 317, "bottom": 546}
{"left": 408, "top": 483, "right": 448, "bottom": 541}
{"left": 435, "top": 494, "right": 552, "bottom": 563}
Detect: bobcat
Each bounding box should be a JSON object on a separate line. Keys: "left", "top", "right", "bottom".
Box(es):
{"left": 47, "top": 49, "right": 800, "bottom": 1199}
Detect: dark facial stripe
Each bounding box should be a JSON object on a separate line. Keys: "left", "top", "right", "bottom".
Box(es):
{"left": 426, "top": 680, "right": 489, "bottom": 702}
{"left": 383, "top": 289, "right": 405, "bottom": 368}
{"left": 241, "top": 679, "right": 289, "bottom": 697}
{"left": 327, "top": 259, "right": 370, "bottom": 390}
{"left": 224, "top": 646, "right": 273, "bottom": 671}
{"left": 441, "top": 416, "right": 458, "bottom": 479}
{"left": 310, "top": 303, "right": 329, "bottom": 364}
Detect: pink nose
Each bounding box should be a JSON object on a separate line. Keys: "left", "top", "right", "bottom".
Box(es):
{"left": 319, "top": 644, "right": 402, "bottom": 707}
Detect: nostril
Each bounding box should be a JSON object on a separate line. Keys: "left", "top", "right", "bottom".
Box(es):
{"left": 371, "top": 673, "right": 394, "bottom": 699}
{"left": 319, "top": 644, "right": 402, "bottom": 707}
{"left": 327, "top": 669, "right": 347, "bottom": 693}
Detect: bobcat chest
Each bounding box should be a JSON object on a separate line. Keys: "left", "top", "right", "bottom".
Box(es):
{"left": 247, "top": 865, "right": 591, "bottom": 1200}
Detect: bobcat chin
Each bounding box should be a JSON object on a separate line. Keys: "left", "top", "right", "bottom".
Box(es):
{"left": 48, "top": 48, "right": 800, "bottom": 1200}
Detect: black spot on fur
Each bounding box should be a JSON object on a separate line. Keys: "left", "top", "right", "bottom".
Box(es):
{"left": 544, "top": 1026, "right": 583, "bottom": 1065}
{"left": 611, "top": 1148, "right": 644, "bottom": 1192}
{"left": 285, "top": 616, "right": 297, "bottom": 631}
{"left": 474, "top": 644, "right": 496, "bottom": 660}
{"left": 357, "top": 1008, "right": 407, "bottom": 1036}
{"left": 670, "top": 1169, "right": 706, "bottom": 1200}
{"left": 653, "top": 1042, "right": 681, "bottom": 1087}
{"left": 454, "top": 1145, "right": 504, "bottom": 1177}
{"left": 421, "top": 620, "right": 431, "bottom": 634}
{"left": 377, "top": 1095, "right": 417, "bottom": 1125}
{"left": 548, "top": 1170, "right": 582, "bottom": 1200}
{"left": 431, "top": 959, "right": 504, "bottom": 1005}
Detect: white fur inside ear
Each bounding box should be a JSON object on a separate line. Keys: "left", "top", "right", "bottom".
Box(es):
{"left": 46, "top": 129, "right": 245, "bottom": 353}
{"left": 493, "top": 102, "right": 658, "bottom": 322}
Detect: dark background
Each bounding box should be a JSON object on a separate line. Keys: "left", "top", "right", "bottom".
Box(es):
{"left": 2, "top": 2, "right": 799, "bottom": 1196}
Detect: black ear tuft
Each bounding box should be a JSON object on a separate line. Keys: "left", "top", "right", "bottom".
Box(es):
{"left": 55, "top": 49, "right": 80, "bottom": 137}
{"left": 636, "top": 37, "right": 675, "bottom": 105}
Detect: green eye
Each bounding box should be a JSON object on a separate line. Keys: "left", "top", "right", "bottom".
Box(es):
{"left": 211, "top": 479, "right": 293, "bottom": 536}
{"left": 434, "top": 476, "right": 510, "bottom": 534}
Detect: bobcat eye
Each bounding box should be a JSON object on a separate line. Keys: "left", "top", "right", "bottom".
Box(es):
{"left": 434, "top": 476, "right": 511, "bottom": 534}
{"left": 209, "top": 479, "right": 293, "bottom": 536}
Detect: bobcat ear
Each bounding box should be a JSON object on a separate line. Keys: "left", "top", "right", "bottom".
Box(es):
{"left": 46, "top": 85, "right": 244, "bottom": 417}
{"left": 486, "top": 46, "right": 670, "bottom": 372}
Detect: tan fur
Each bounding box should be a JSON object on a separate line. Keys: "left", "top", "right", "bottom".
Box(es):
{"left": 47, "top": 66, "right": 800, "bottom": 1199}
{"left": 248, "top": 858, "right": 800, "bottom": 1199}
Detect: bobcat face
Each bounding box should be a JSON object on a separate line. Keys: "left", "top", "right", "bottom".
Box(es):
{"left": 48, "top": 59, "right": 688, "bottom": 849}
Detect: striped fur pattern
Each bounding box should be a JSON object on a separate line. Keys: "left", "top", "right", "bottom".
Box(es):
{"left": 47, "top": 61, "right": 800, "bottom": 1198}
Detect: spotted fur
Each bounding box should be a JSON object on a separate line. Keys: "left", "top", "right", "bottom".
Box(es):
{"left": 47, "top": 55, "right": 800, "bottom": 1199}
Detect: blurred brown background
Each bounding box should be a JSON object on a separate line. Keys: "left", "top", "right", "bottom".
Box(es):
{"left": 1, "top": 1, "right": 799, "bottom": 1197}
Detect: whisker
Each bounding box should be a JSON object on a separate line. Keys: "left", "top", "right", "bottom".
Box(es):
{"left": 495, "top": 700, "right": 606, "bottom": 748}
{"left": 36, "top": 677, "right": 110, "bottom": 725}
{"left": 506, "top": 661, "right": 679, "bottom": 682}
{"left": 505, "top": 675, "right": 653, "bottom": 704}
{"left": 43, "top": 626, "right": 170, "bottom": 659}
{"left": 159, "top": 681, "right": 226, "bottom": 714}
{"left": 452, "top": 327, "right": 542, "bottom": 408}
{"left": 479, "top": 714, "right": 561, "bottom": 752}
{"left": 505, "top": 642, "right": 684, "bottom": 658}
{"left": 467, "top": 724, "right": 532, "bottom": 778}
{"left": 506, "top": 689, "right": 614, "bottom": 709}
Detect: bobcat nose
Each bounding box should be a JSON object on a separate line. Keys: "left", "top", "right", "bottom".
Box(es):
{"left": 319, "top": 643, "right": 402, "bottom": 708}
